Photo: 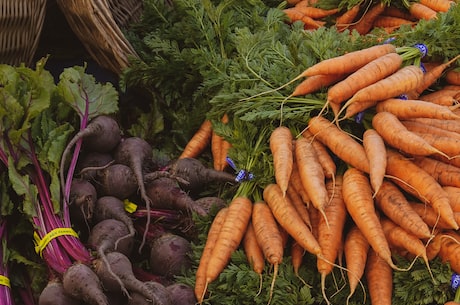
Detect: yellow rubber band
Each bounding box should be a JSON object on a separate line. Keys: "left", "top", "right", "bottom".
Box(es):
{"left": 0, "top": 275, "right": 10, "bottom": 288}
{"left": 34, "top": 228, "right": 79, "bottom": 257}
{"left": 123, "top": 199, "right": 138, "bottom": 214}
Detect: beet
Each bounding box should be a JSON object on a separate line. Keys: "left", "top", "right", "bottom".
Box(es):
{"left": 149, "top": 232, "right": 192, "bottom": 278}
{"left": 166, "top": 283, "right": 197, "bottom": 305}
{"left": 62, "top": 262, "right": 109, "bottom": 305}
{"left": 126, "top": 281, "right": 173, "bottom": 305}
{"left": 93, "top": 251, "right": 165, "bottom": 304}
{"left": 69, "top": 178, "right": 97, "bottom": 229}
{"left": 94, "top": 163, "right": 138, "bottom": 199}
{"left": 194, "top": 196, "right": 227, "bottom": 214}
{"left": 167, "top": 158, "right": 236, "bottom": 195}
{"left": 87, "top": 218, "right": 133, "bottom": 257}
{"left": 146, "top": 177, "right": 207, "bottom": 216}
{"left": 39, "top": 280, "right": 80, "bottom": 305}
{"left": 76, "top": 152, "right": 114, "bottom": 181}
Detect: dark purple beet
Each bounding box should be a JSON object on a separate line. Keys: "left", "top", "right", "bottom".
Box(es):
{"left": 69, "top": 178, "right": 97, "bottom": 226}
{"left": 149, "top": 232, "right": 192, "bottom": 278}
{"left": 76, "top": 152, "right": 114, "bottom": 181}
{"left": 166, "top": 283, "right": 197, "bottom": 305}
{"left": 82, "top": 115, "right": 122, "bottom": 153}
{"left": 87, "top": 218, "right": 133, "bottom": 257}
{"left": 94, "top": 163, "right": 138, "bottom": 199}
{"left": 126, "top": 281, "right": 173, "bottom": 305}
{"left": 194, "top": 196, "right": 227, "bottom": 214}
{"left": 39, "top": 280, "right": 81, "bottom": 305}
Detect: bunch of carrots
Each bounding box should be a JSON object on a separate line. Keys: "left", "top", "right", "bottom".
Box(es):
{"left": 180, "top": 41, "right": 460, "bottom": 304}
{"left": 284, "top": 0, "right": 456, "bottom": 34}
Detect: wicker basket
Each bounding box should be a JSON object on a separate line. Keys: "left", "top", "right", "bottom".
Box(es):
{"left": 55, "top": 0, "right": 142, "bottom": 74}
{"left": 0, "top": 0, "right": 47, "bottom": 67}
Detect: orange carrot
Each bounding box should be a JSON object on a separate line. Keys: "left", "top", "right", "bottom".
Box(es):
{"left": 419, "top": 87, "right": 460, "bottom": 105}
{"left": 341, "top": 65, "right": 425, "bottom": 112}
{"left": 263, "top": 183, "right": 322, "bottom": 257}
{"left": 426, "top": 232, "right": 443, "bottom": 260}
{"left": 327, "top": 52, "right": 403, "bottom": 106}
{"left": 380, "top": 217, "right": 430, "bottom": 269}
{"left": 290, "top": 159, "right": 312, "bottom": 206}
{"left": 409, "top": 55, "right": 460, "bottom": 98}
{"left": 195, "top": 207, "right": 228, "bottom": 301}
{"left": 445, "top": 186, "right": 460, "bottom": 213}
{"left": 371, "top": 111, "right": 448, "bottom": 157}
{"left": 375, "top": 98, "right": 460, "bottom": 120}
{"left": 365, "top": 248, "right": 393, "bottom": 305}
{"left": 270, "top": 126, "right": 294, "bottom": 197}
{"left": 301, "top": 44, "right": 397, "bottom": 77}
{"left": 409, "top": 2, "right": 438, "bottom": 20}
{"left": 291, "top": 241, "right": 306, "bottom": 281}
{"left": 211, "top": 131, "right": 224, "bottom": 171}
{"left": 363, "top": 129, "right": 386, "bottom": 194}
{"left": 179, "top": 119, "right": 212, "bottom": 159}
{"left": 307, "top": 115, "right": 370, "bottom": 173}
{"left": 335, "top": 4, "right": 361, "bottom": 32}
{"left": 243, "top": 220, "right": 265, "bottom": 277}
{"left": 292, "top": 74, "right": 346, "bottom": 97}
{"left": 342, "top": 167, "right": 399, "bottom": 269}
{"left": 283, "top": 8, "right": 325, "bottom": 29}
{"left": 445, "top": 68, "right": 460, "bottom": 86}
{"left": 350, "top": 2, "right": 386, "bottom": 35}
{"left": 295, "top": 137, "right": 329, "bottom": 224}
{"left": 406, "top": 117, "right": 460, "bottom": 134}
{"left": 374, "top": 180, "right": 432, "bottom": 239}
{"left": 301, "top": 130, "right": 337, "bottom": 180}
{"left": 344, "top": 225, "right": 369, "bottom": 304}
{"left": 309, "top": 204, "right": 320, "bottom": 240}
{"left": 409, "top": 130, "right": 460, "bottom": 158}
{"left": 317, "top": 176, "right": 347, "bottom": 304}
{"left": 385, "top": 149, "right": 459, "bottom": 230}
{"left": 204, "top": 197, "right": 252, "bottom": 297}
{"left": 438, "top": 235, "right": 460, "bottom": 274}
{"left": 372, "top": 15, "right": 416, "bottom": 28}
{"left": 420, "top": 0, "right": 454, "bottom": 12}
{"left": 409, "top": 200, "right": 460, "bottom": 230}
{"left": 343, "top": 98, "right": 380, "bottom": 119}
{"left": 252, "top": 201, "right": 284, "bottom": 305}
{"left": 287, "top": 183, "right": 312, "bottom": 231}
{"left": 294, "top": 6, "right": 340, "bottom": 18}
{"left": 383, "top": 5, "right": 417, "bottom": 20}
{"left": 413, "top": 157, "right": 460, "bottom": 188}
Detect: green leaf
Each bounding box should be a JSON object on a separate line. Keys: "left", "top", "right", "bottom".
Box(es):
{"left": 7, "top": 158, "right": 38, "bottom": 217}
{"left": 56, "top": 66, "right": 119, "bottom": 120}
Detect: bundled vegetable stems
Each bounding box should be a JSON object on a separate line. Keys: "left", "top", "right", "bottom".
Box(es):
{"left": 0, "top": 220, "right": 13, "bottom": 305}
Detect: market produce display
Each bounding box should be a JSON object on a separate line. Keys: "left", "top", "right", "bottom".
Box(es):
{"left": 1, "top": 0, "right": 460, "bottom": 304}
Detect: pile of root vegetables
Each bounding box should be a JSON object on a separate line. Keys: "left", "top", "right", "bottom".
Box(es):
{"left": 187, "top": 41, "right": 460, "bottom": 304}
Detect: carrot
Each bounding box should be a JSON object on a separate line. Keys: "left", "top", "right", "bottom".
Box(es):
{"left": 363, "top": 129, "right": 386, "bottom": 194}
{"left": 179, "top": 119, "right": 212, "bottom": 159}
{"left": 445, "top": 68, "right": 460, "bottom": 86}
{"left": 365, "top": 248, "right": 393, "bottom": 305}
{"left": 307, "top": 115, "right": 370, "bottom": 173}
{"left": 350, "top": 2, "right": 386, "bottom": 35}
{"left": 374, "top": 180, "right": 432, "bottom": 239}
{"left": 301, "top": 130, "right": 336, "bottom": 180}
{"left": 295, "top": 137, "right": 329, "bottom": 224}
{"left": 292, "top": 74, "right": 346, "bottom": 97}
{"left": 263, "top": 183, "right": 322, "bottom": 257}
{"left": 243, "top": 220, "right": 265, "bottom": 294}
{"left": 385, "top": 149, "right": 459, "bottom": 230}
{"left": 409, "top": 2, "right": 438, "bottom": 20}
{"left": 195, "top": 207, "right": 228, "bottom": 302}
{"left": 413, "top": 157, "right": 460, "bottom": 188}
{"left": 270, "top": 126, "right": 294, "bottom": 197}
{"left": 327, "top": 52, "right": 403, "bottom": 106}
{"left": 294, "top": 6, "right": 340, "bottom": 19}
{"left": 426, "top": 232, "right": 443, "bottom": 260}
{"left": 342, "top": 167, "right": 399, "bottom": 269}
{"left": 204, "top": 196, "right": 252, "bottom": 299}
{"left": 291, "top": 241, "right": 308, "bottom": 285}
{"left": 444, "top": 186, "right": 460, "bottom": 213}
{"left": 438, "top": 235, "right": 460, "bottom": 274}
{"left": 340, "top": 65, "right": 425, "bottom": 113}
{"left": 401, "top": 120, "right": 460, "bottom": 141}
{"left": 252, "top": 201, "right": 284, "bottom": 305}
{"left": 372, "top": 15, "right": 416, "bottom": 28}
{"left": 286, "top": 183, "right": 312, "bottom": 231}
{"left": 375, "top": 98, "right": 460, "bottom": 120}
{"left": 283, "top": 8, "right": 325, "bottom": 29}
{"left": 371, "top": 111, "right": 448, "bottom": 157}
{"left": 420, "top": 0, "right": 454, "bottom": 12}
{"left": 409, "top": 130, "right": 460, "bottom": 158}
{"left": 335, "top": 4, "right": 361, "bottom": 32}
{"left": 413, "top": 55, "right": 460, "bottom": 98}
{"left": 419, "top": 87, "right": 460, "bottom": 105}
{"left": 301, "top": 44, "right": 397, "bottom": 77}
{"left": 289, "top": 159, "right": 311, "bottom": 206}
{"left": 343, "top": 98, "right": 380, "bottom": 119}
{"left": 406, "top": 117, "right": 460, "bottom": 134}
{"left": 211, "top": 114, "right": 231, "bottom": 171}
{"left": 344, "top": 225, "right": 369, "bottom": 304}
{"left": 309, "top": 204, "right": 320, "bottom": 240}
{"left": 383, "top": 6, "right": 417, "bottom": 20}
{"left": 317, "top": 176, "right": 347, "bottom": 305}
{"left": 409, "top": 200, "right": 460, "bottom": 230}
{"left": 380, "top": 217, "right": 431, "bottom": 271}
